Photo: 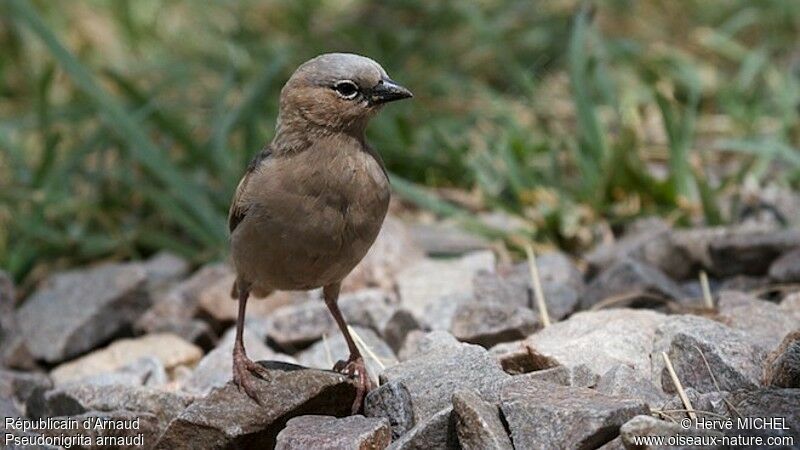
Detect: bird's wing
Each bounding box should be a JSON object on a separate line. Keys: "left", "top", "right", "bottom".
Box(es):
{"left": 228, "top": 146, "right": 273, "bottom": 233}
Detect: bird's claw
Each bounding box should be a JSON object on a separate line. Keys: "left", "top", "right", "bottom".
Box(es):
{"left": 232, "top": 352, "right": 269, "bottom": 405}
{"left": 334, "top": 356, "right": 373, "bottom": 414}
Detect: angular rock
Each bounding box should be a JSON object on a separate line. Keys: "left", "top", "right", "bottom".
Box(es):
{"left": 50, "top": 333, "right": 202, "bottom": 386}
{"left": 769, "top": 247, "right": 800, "bottom": 282}
{"left": 276, "top": 415, "right": 391, "bottom": 450}
{"left": 197, "top": 271, "right": 296, "bottom": 324}
{"left": 388, "top": 407, "right": 458, "bottom": 450}
{"left": 651, "top": 315, "right": 767, "bottom": 394}
{"left": 659, "top": 387, "right": 730, "bottom": 422}
{"left": 450, "top": 302, "right": 538, "bottom": 348}
{"left": 781, "top": 292, "right": 800, "bottom": 319}
{"left": 513, "top": 364, "right": 598, "bottom": 388}
{"left": 366, "top": 337, "right": 508, "bottom": 439}
{"left": 493, "top": 309, "right": 667, "bottom": 380}
{"left": 580, "top": 258, "right": 686, "bottom": 310}
{"left": 37, "top": 383, "right": 194, "bottom": 430}
{"left": 379, "top": 308, "right": 420, "bottom": 353}
{"left": 396, "top": 251, "right": 495, "bottom": 329}
{"left": 139, "top": 251, "right": 190, "bottom": 291}
{"left": 500, "top": 377, "right": 648, "bottom": 449}
{"left": 490, "top": 343, "right": 560, "bottom": 375}
{"left": 619, "top": 415, "right": 724, "bottom": 449}
{"left": 16, "top": 263, "right": 149, "bottom": 363}
{"left": 144, "top": 318, "right": 218, "bottom": 351}
{"left": 452, "top": 389, "right": 513, "bottom": 450}
{"left": 717, "top": 291, "right": 798, "bottom": 349}
{"left": 723, "top": 389, "right": 800, "bottom": 443}
{"left": 267, "top": 290, "right": 396, "bottom": 350}
{"left": 596, "top": 365, "right": 667, "bottom": 407}
{"left": 473, "top": 252, "right": 584, "bottom": 321}
{"left": 296, "top": 326, "right": 396, "bottom": 382}
{"left": 156, "top": 363, "right": 357, "bottom": 449}
{"left": 342, "top": 216, "right": 425, "bottom": 293}
{"left": 763, "top": 330, "right": 800, "bottom": 388}
{"left": 183, "top": 326, "right": 294, "bottom": 396}
{"left": 707, "top": 228, "right": 800, "bottom": 277}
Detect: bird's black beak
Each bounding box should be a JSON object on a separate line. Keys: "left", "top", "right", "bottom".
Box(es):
{"left": 369, "top": 78, "right": 413, "bottom": 105}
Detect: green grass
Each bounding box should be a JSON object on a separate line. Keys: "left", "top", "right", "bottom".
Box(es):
{"left": 1, "top": 0, "right": 799, "bottom": 284}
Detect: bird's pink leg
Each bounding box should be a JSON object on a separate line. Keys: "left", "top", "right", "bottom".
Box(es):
{"left": 323, "top": 283, "right": 374, "bottom": 414}
{"left": 232, "top": 285, "right": 270, "bottom": 403}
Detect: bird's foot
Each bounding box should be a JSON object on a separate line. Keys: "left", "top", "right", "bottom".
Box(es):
{"left": 232, "top": 350, "right": 270, "bottom": 404}
{"left": 334, "top": 355, "right": 373, "bottom": 414}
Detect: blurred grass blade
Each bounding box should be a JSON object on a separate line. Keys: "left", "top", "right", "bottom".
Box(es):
{"left": 8, "top": 0, "right": 226, "bottom": 244}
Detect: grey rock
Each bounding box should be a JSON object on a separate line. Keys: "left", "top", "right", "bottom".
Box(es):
{"left": 396, "top": 251, "right": 495, "bottom": 329}
{"left": 500, "top": 377, "right": 648, "bottom": 449}
{"left": 473, "top": 252, "right": 584, "bottom": 321}
{"left": 597, "top": 436, "right": 625, "bottom": 450}
{"left": 40, "top": 410, "right": 161, "bottom": 449}
{"left": 489, "top": 343, "right": 560, "bottom": 375}
{"left": 763, "top": 330, "right": 800, "bottom": 388}
{"left": 651, "top": 315, "right": 767, "bottom": 394}
{"left": 366, "top": 336, "right": 508, "bottom": 439}
{"left": 707, "top": 228, "right": 800, "bottom": 277}
{"left": 388, "top": 407, "right": 458, "bottom": 450}
{"left": 717, "top": 292, "right": 798, "bottom": 349}
{"left": 514, "top": 365, "right": 598, "bottom": 388}
{"left": 0, "top": 369, "right": 52, "bottom": 409}
{"left": 296, "top": 326, "right": 396, "bottom": 383}
{"left": 619, "top": 415, "right": 724, "bottom": 449}
{"left": 493, "top": 309, "right": 667, "bottom": 381}
{"left": 143, "top": 318, "right": 218, "bottom": 351}
{"left": 155, "top": 364, "right": 357, "bottom": 450}
{"left": 79, "top": 356, "right": 168, "bottom": 388}
{"left": 183, "top": 326, "right": 294, "bottom": 396}
{"left": 452, "top": 389, "right": 513, "bottom": 450}
{"left": 139, "top": 250, "right": 190, "bottom": 291}
{"left": 596, "top": 365, "right": 667, "bottom": 407}
{"left": 659, "top": 388, "right": 730, "bottom": 423}
{"left": 718, "top": 275, "right": 767, "bottom": 293}
{"left": 16, "top": 263, "right": 150, "bottom": 363}
{"left": 580, "top": 258, "right": 686, "bottom": 310}
{"left": 267, "top": 290, "right": 396, "bottom": 350}
{"left": 38, "top": 383, "right": 194, "bottom": 428}
{"left": 724, "top": 389, "right": 800, "bottom": 443}
{"left": 769, "top": 247, "right": 800, "bottom": 282}
{"left": 450, "top": 302, "right": 538, "bottom": 347}
{"left": 397, "top": 330, "right": 460, "bottom": 362}
{"left": 379, "top": 308, "right": 421, "bottom": 353}
{"left": 276, "top": 415, "right": 391, "bottom": 450}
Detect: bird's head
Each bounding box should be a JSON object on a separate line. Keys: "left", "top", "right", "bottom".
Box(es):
{"left": 277, "top": 53, "right": 412, "bottom": 136}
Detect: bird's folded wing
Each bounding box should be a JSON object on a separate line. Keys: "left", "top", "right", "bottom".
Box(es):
{"left": 228, "top": 146, "right": 273, "bottom": 233}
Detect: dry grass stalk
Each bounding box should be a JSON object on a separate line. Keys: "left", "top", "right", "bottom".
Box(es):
{"left": 524, "top": 243, "right": 551, "bottom": 327}
{"left": 661, "top": 351, "right": 697, "bottom": 421}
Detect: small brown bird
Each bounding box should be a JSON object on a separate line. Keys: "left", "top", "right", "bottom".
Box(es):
{"left": 228, "top": 53, "right": 412, "bottom": 411}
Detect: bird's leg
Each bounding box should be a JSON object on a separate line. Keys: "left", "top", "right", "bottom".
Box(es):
{"left": 323, "top": 283, "right": 373, "bottom": 414}
{"left": 231, "top": 284, "right": 269, "bottom": 403}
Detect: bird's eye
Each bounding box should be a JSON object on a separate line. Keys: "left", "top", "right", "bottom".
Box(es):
{"left": 333, "top": 80, "right": 359, "bottom": 99}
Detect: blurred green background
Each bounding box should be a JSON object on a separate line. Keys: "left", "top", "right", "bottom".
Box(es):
{"left": 1, "top": 0, "right": 799, "bottom": 285}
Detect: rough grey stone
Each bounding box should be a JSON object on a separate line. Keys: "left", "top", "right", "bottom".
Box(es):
{"left": 139, "top": 251, "right": 190, "bottom": 291}
{"left": 452, "top": 389, "right": 513, "bottom": 450}
{"left": 397, "top": 330, "right": 460, "bottom": 362}
{"left": 78, "top": 356, "right": 168, "bottom": 388}
{"left": 388, "top": 407, "right": 458, "bottom": 450}
{"left": 16, "top": 263, "right": 150, "bottom": 363}
{"left": 276, "top": 415, "right": 391, "bottom": 450}
{"left": 489, "top": 343, "right": 560, "bottom": 375}
{"left": 143, "top": 318, "right": 218, "bottom": 351}
{"left": 723, "top": 389, "right": 800, "bottom": 444}
{"left": 619, "top": 415, "right": 724, "bottom": 449}
{"left": 596, "top": 365, "right": 667, "bottom": 407}
{"left": 763, "top": 330, "right": 800, "bottom": 388}
{"left": 500, "top": 377, "right": 648, "bottom": 449}
{"left": 450, "top": 302, "right": 538, "bottom": 347}
{"left": 707, "top": 228, "right": 800, "bottom": 277}
{"left": 717, "top": 292, "right": 798, "bottom": 349}
{"left": 364, "top": 381, "right": 414, "bottom": 439}
{"left": 38, "top": 383, "right": 194, "bottom": 428}
{"left": 379, "top": 308, "right": 421, "bottom": 353}
{"left": 769, "top": 247, "right": 800, "bottom": 282}
{"left": 493, "top": 309, "right": 667, "bottom": 380}
{"left": 183, "top": 326, "right": 294, "bottom": 396}
{"left": 296, "top": 326, "right": 396, "bottom": 383}
{"left": 0, "top": 369, "right": 52, "bottom": 410}
{"left": 156, "top": 363, "right": 357, "bottom": 449}
{"left": 396, "top": 251, "right": 495, "bottom": 329}
{"left": 652, "top": 315, "right": 767, "bottom": 394}
{"left": 267, "top": 290, "right": 396, "bottom": 350}
{"left": 473, "top": 252, "right": 584, "bottom": 321}
{"left": 513, "top": 364, "right": 598, "bottom": 388}
{"left": 409, "top": 223, "right": 492, "bottom": 256}
{"left": 659, "top": 388, "right": 730, "bottom": 423}
{"left": 580, "top": 258, "right": 686, "bottom": 310}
